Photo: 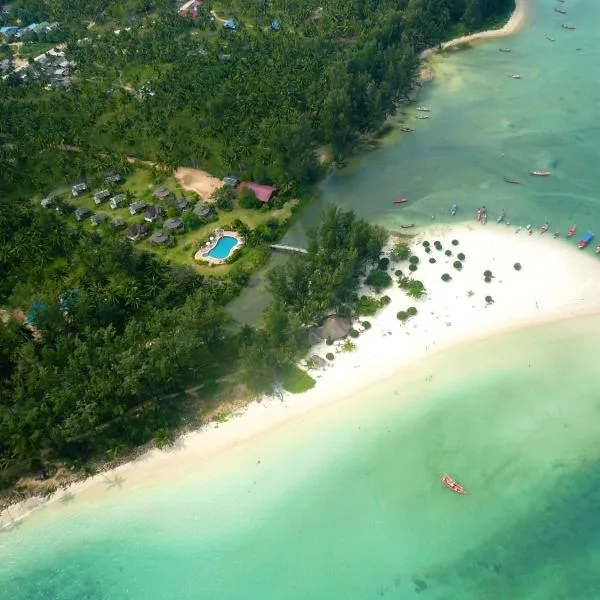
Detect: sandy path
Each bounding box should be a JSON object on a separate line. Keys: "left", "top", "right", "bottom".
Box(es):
{"left": 174, "top": 167, "right": 223, "bottom": 201}
{"left": 4, "top": 221, "right": 600, "bottom": 529}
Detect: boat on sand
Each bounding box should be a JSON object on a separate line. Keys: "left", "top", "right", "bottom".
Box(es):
{"left": 567, "top": 225, "right": 577, "bottom": 238}
{"left": 540, "top": 222, "right": 550, "bottom": 234}
{"left": 578, "top": 231, "right": 594, "bottom": 249}
{"left": 393, "top": 198, "right": 408, "bottom": 204}
{"left": 529, "top": 171, "right": 551, "bottom": 176}
{"left": 595, "top": 244, "right": 600, "bottom": 254}
{"left": 442, "top": 474, "right": 466, "bottom": 495}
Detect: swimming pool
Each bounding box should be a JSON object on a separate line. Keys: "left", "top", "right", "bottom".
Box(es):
{"left": 205, "top": 235, "right": 239, "bottom": 260}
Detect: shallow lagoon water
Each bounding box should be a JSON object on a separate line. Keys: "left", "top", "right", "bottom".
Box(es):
{"left": 3, "top": 1, "right": 600, "bottom": 598}
{"left": 3, "top": 316, "right": 600, "bottom": 599}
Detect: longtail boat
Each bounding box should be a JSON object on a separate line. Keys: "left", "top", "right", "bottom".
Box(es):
{"left": 499, "top": 48, "right": 511, "bottom": 53}
{"left": 442, "top": 474, "right": 466, "bottom": 495}
{"left": 546, "top": 34, "right": 556, "bottom": 42}
{"left": 540, "top": 222, "right": 550, "bottom": 234}
{"left": 578, "top": 231, "right": 594, "bottom": 249}
{"left": 504, "top": 177, "right": 520, "bottom": 184}
{"left": 529, "top": 171, "right": 551, "bottom": 176}
{"left": 400, "top": 127, "right": 414, "bottom": 132}
{"left": 393, "top": 198, "right": 408, "bottom": 204}
{"left": 595, "top": 244, "right": 600, "bottom": 254}
{"left": 510, "top": 74, "right": 521, "bottom": 79}
{"left": 416, "top": 107, "right": 431, "bottom": 112}
{"left": 400, "top": 224, "right": 415, "bottom": 229}
{"left": 567, "top": 225, "right": 577, "bottom": 238}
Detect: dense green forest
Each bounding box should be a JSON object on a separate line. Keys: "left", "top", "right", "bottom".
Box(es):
{"left": 0, "top": 201, "right": 385, "bottom": 491}
{"left": 0, "top": 0, "right": 513, "bottom": 193}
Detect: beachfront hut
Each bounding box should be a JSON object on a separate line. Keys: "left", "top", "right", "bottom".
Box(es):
{"left": 312, "top": 315, "right": 352, "bottom": 342}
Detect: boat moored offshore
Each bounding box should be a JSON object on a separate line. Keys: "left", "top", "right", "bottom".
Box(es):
{"left": 529, "top": 171, "right": 551, "bottom": 176}
{"left": 442, "top": 474, "right": 466, "bottom": 495}
{"left": 578, "top": 231, "right": 594, "bottom": 249}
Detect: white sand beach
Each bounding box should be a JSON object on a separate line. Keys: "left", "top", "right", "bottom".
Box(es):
{"left": 3, "top": 221, "right": 600, "bottom": 529}
{"left": 421, "top": 0, "right": 531, "bottom": 61}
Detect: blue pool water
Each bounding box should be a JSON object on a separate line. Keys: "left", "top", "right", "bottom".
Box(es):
{"left": 206, "top": 235, "right": 238, "bottom": 259}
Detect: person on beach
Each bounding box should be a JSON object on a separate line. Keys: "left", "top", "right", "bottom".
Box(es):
{"left": 480, "top": 205, "right": 488, "bottom": 225}
{"left": 476, "top": 208, "right": 481, "bottom": 221}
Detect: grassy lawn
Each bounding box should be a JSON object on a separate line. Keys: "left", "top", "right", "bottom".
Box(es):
{"left": 279, "top": 364, "right": 316, "bottom": 394}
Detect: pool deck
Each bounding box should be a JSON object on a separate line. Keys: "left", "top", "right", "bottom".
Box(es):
{"left": 195, "top": 229, "right": 245, "bottom": 265}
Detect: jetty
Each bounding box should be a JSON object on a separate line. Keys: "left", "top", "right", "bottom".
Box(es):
{"left": 270, "top": 244, "right": 308, "bottom": 255}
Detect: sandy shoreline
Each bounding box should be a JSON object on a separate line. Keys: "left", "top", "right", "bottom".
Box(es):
{"left": 3, "top": 220, "right": 600, "bottom": 530}
{"left": 420, "top": 0, "right": 531, "bottom": 67}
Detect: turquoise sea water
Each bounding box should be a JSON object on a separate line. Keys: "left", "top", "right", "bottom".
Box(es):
{"left": 4, "top": 1, "right": 600, "bottom": 598}
{"left": 3, "top": 316, "right": 600, "bottom": 599}
{"left": 285, "top": 0, "right": 600, "bottom": 247}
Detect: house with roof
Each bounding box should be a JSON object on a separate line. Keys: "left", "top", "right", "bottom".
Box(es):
{"left": 144, "top": 205, "right": 163, "bottom": 223}
{"left": 173, "top": 197, "right": 190, "bottom": 213}
{"left": 150, "top": 231, "right": 170, "bottom": 245}
{"left": 109, "top": 193, "right": 126, "bottom": 209}
{"left": 153, "top": 186, "right": 172, "bottom": 200}
{"left": 222, "top": 175, "right": 239, "bottom": 187}
{"left": 163, "top": 217, "right": 184, "bottom": 233}
{"left": 71, "top": 182, "right": 88, "bottom": 197}
{"left": 223, "top": 19, "right": 236, "bottom": 30}
{"left": 0, "top": 26, "right": 19, "bottom": 39}
{"left": 126, "top": 223, "right": 148, "bottom": 241}
{"left": 193, "top": 203, "right": 213, "bottom": 220}
{"left": 94, "top": 189, "right": 110, "bottom": 204}
{"left": 271, "top": 20, "right": 281, "bottom": 31}
{"left": 40, "top": 196, "right": 53, "bottom": 208}
{"left": 90, "top": 212, "right": 108, "bottom": 226}
{"left": 112, "top": 217, "right": 126, "bottom": 229}
{"left": 105, "top": 173, "right": 122, "bottom": 184}
{"left": 237, "top": 181, "right": 277, "bottom": 203}
{"left": 129, "top": 200, "right": 147, "bottom": 215}
{"left": 74, "top": 206, "right": 90, "bottom": 221}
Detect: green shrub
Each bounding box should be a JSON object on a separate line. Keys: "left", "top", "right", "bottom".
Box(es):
{"left": 429, "top": 257, "right": 436, "bottom": 263}
{"left": 407, "top": 306, "right": 417, "bottom": 316}
{"left": 326, "top": 336, "right": 334, "bottom": 345}
{"left": 483, "top": 270, "right": 493, "bottom": 278}
{"left": 484, "top": 276, "right": 492, "bottom": 283}
{"left": 349, "top": 329, "right": 360, "bottom": 338}
{"left": 238, "top": 187, "right": 262, "bottom": 209}
{"left": 457, "top": 252, "right": 465, "bottom": 261}
{"left": 378, "top": 257, "right": 390, "bottom": 271}
{"left": 379, "top": 295, "right": 391, "bottom": 306}
{"left": 342, "top": 339, "right": 356, "bottom": 352}
{"left": 326, "top": 352, "right": 335, "bottom": 361}
{"left": 365, "top": 269, "right": 392, "bottom": 292}
{"left": 451, "top": 239, "right": 459, "bottom": 246}
{"left": 485, "top": 296, "right": 494, "bottom": 304}
{"left": 408, "top": 263, "right": 418, "bottom": 272}
{"left": 434, "top": 240, "right": 442, "bottom": 248}
{"left": 425, "top": 247, "right": 432, "bottom": 254}
{"left": 445, "top": 249, "right": 452, "bottom": 257}
{"left": 514, "top": 262, "right": 522, "bottom": 271}
{"left": 357, "top": 295, "right": 380, "bottom": 316}
{"left": 441, "top": 273, "right": 451, "bottom": 282}
{"left": 389, "top": 242, "right": 411, "bottom": 262}
{"left": 422, "top": 240, "right": 430, "bottom": 247}
{"left": 361, "top": 321, "right": 372, "bottom": 329}
{"left": 453, "top": 260, "right": 463, "bottom": 270}
{"left": 397, "top": 311, "right": 409, "bottom": 321}
{"left": 409, "top": 255, "right": 420, "bottom": 265}
{"left": 394, "top": 269, "right": 403, "bottom": 277}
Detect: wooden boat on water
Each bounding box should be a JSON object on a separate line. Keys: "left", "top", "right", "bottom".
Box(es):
{"left": 504, "top": 177, "right": 520, "bottom": 184}
{"left": 529, "top": 170, "right": 551, "bottom": 176}
{"left": 562, "top": 24, "right": 576, "bottom": 30}
{"left": 499, "top": 48, "right": 512, "bottom": 53}
{"left": 400, "top": 127, "right": 414, "bottom": 132}
{"left": 567, "top": 225, "right": 577, "bottom": 238}
{"left": 393, "top": 198, "right": 408, "bottom": 205}
{"left": 416, "top": 115, "right": 431, "bottom": 120}
{"left": 416, "top": 107, "right": 431, "bottom": 112}
{"left": 400, "top": 224, "right": 415, "bottom": 229}
{"left": 442, "top": 474, "right": 466, "bottom": 495}
{"left": 555, "top": 7, "right": 567, "bottom": 14}
{"left": 546, "top": 34, "right": 556, "bottom": 42}
{"left": 510, "top": 74, "right": 521, "bottom": 79}
{"left": 540, "top": 222, "right": 550, "bottom": 234}
{"left": 578, "top": 231, "right": 594, "bottom": 249}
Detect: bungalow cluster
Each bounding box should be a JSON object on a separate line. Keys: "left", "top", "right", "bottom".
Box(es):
{"left": 0, "top": 21, "right": 59, "bottom": 41}
{"left": 41, "top": 176, "right": 215, "bottom": 248}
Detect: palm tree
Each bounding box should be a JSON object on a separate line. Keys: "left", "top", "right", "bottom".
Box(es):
{"left": 406, "top": 280, "right": 426, "bottom": 299}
